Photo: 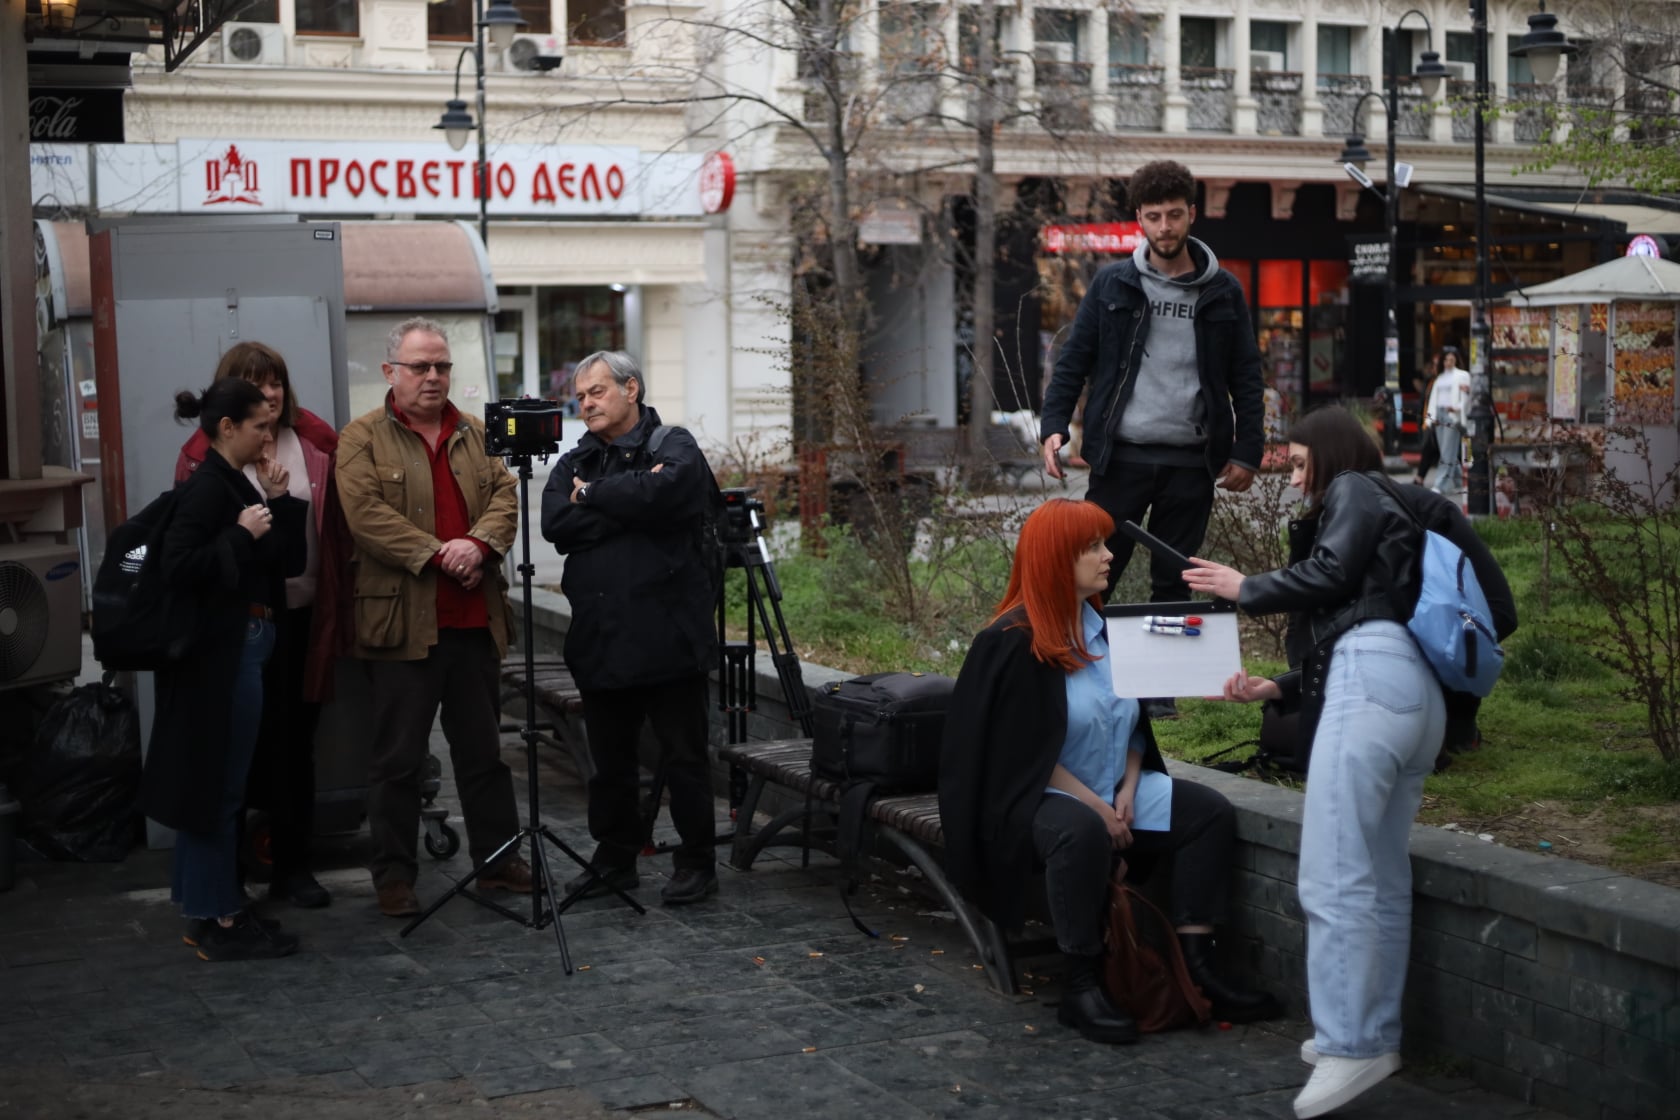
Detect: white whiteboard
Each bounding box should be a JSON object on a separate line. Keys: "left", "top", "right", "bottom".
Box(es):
{"left": 1103, "top": 603, "right": 1243, "bottom": 699}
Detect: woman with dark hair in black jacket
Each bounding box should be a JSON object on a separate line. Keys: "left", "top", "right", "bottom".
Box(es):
{"left": 1184, "top": 405, "right": 1508, "bottom": 1118}
{"left": 142, "top": 377, "right": 306, "bottom": 961}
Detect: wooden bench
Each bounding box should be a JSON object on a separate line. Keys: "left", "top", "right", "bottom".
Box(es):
{"left": 719, "top": 737, "right": 1020, "bottom": 995}
{"left": 500, "top": 660, "right": 594, "bottom": 782}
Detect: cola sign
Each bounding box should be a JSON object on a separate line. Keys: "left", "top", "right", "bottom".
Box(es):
{"left": 27, "top": 89, "right": 125, "bottom": 143}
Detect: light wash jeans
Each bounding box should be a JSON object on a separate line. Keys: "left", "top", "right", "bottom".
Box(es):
{"left": 1299, "top": 620, "right": 1446, "bottom": 1060}
{"left": 1434, "top": 423, "right": 1465, "bottom": 495}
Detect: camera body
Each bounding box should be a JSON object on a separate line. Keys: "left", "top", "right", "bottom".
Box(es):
{"left": 485, "top": 398, "right": 565, "bottom": 458}
{"left": 719, "top": 487, "right": 765, "bottom": 545}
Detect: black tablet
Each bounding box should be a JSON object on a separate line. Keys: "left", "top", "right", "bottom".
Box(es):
{"left": 1116, "top": 520, "right": 1192, "bottom": 570}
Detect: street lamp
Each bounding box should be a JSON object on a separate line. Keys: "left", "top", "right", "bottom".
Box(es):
{"left": 432, "top": 0, "right": 531, "bottom": 247}
{"left": 1335, "top": 10, "right": 1446, "bottom": 453}
{"left": 1453, "top": 2, "right": 1575, "bottom": 514}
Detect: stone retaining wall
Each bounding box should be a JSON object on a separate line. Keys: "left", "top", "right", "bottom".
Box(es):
{"left": 519, "top": 588, "right": 1677, "bottom": 1120}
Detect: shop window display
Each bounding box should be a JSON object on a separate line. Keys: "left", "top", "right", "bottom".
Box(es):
{"left": 538, "top": 287, "right": 625, "bottom": 395}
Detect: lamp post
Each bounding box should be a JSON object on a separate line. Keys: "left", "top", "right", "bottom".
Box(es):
{"left": 1336, "top": 12, "right": 1445, "bottom": 451}
{"left": 1461, "top": 3, "right": 1574, "bottom": 514}
{"left": 434, "top": 0, "right": 529, "bottom": 247}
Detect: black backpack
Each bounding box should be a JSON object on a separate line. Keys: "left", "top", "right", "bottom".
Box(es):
{"left": 647, "top": 424, "right": 727, "bottom": 601}
{"left": 91, "top": 489, "right": 204, "bottom": 671}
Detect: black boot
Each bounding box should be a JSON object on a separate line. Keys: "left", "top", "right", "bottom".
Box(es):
{"left": 1057, "top": 955, "right": 1139, "bottom": 1044}
{"left": 1178, "top": 933, "right": 1282, "bottom": 1023}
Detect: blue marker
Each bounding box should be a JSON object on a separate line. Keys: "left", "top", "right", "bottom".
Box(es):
{"left": 1143, "top": 623, "right": 1200, "bottom": 636}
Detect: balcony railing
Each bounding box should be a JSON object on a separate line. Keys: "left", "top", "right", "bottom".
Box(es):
{"left": 1110, "top": 63, "right": 1164, "bottom": 130}
{"left": 1628, "top": 85, "right": 1677, "bottom": 144}
{"left": 1508, "top": 82, "right": 1556, "bottom": 143}
{"left": 1318, "top": 73, "right": 1371, "bottom": 137}
{"left": 1396, "top": 80, "right": 1431, "bottom": 139}
{"left": 882, "top": 69, "right": 941, "bottom": 124}
{"left": 1447, "top": 79, "right": 1496, "bottom": 141}
{"left": 1183, "top": 66, "right": 1234, "bottom": 131}
{"left": 1036, "top": 60, "right": 1093, "bottom": 130}
{"left": 1567, "top": 84, "right": 1613, "bottom": 129}
{"left": 1254, "top": 70, "right": 1303, "bottom": 136}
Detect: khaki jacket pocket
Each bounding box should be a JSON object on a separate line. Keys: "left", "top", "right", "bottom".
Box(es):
{"left": 354, "top": 573, "right": 406, "bottom": 650}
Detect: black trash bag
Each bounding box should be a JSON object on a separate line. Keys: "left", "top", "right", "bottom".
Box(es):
{"left": 23, "top": 680, "right": 142, "bottom": 862}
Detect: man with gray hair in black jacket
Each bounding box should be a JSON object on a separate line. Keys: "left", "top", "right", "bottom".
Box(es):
{"left": 541, "top": 350, "right": 720, "bottom": 905}
{"left": 1041, "top": 160, "right": 1265, "bottom": 718}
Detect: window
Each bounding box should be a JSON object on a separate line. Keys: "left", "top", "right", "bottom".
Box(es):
{"left": 1181, "top": 18, "right": 1218, "bottom": 69}
{"left": 429, "top": 0, "right": 552, "bottom": 40}
{"left": 567, "top": 0, "right": 623, "bottom": 45}
{"left": 957, "top": 7, "right": 1004, "bottom": 72}
{"left": 236, "top": 0, "right": 279, "bottom": 22}
{"left": 1317, "top": 25, "right": 1352, "bottom": 74}
{"left": 1251, "top": 20, "right": 1288, "bottom": 58}
{"left": 878, "top": 3, "right": 943, "bottom": 75}
{"left": 1508, "top": 48, "right": 1534, "bottom": 85}
{"left": 1109, "top": 15, "right": 1153, "bottom": 66}
{"left": 1033, "top": 10, "right": 1080, "bottom": 63}
{"left": 295, "top": 0, "right": 355, "bottom": 35}
{"left": 1446, "top": 31, "right": 1475, "bottom": 65}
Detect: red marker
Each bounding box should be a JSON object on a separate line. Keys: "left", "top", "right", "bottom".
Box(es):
{"left": 1141, "top": 615, "right": 1203, "bottom": 627}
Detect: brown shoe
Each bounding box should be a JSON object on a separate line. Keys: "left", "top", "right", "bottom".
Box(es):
{"left": 479, "top": 856, "right": 533, "bottom": 894}
{"left": 377, "top": 881, "right": 421, "bottom": 917}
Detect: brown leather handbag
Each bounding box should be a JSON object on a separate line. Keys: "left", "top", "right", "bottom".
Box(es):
{"left": 1100, "top": 861, "right": 1213, "bottom": 1032}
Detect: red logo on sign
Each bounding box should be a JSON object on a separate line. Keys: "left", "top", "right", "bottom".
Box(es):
{"left": 205, "top": 144, "right": 261, "bottom": 206}
{"left": 1041, "top": 222, "right": 1144, "bottom": 255}
{"left": 699, "top": 152, "right": 735, "bottom": 215}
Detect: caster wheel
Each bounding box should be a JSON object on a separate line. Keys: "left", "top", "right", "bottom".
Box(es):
{"left": 425, "top": 821, "right": 461, "bottom": 860}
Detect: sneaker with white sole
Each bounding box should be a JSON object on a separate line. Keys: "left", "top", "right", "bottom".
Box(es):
{"left": 1293, "top": 1053, "right": 1401, "bottom": 1118}
{"left": 1300, "top": 1039, "right": 1319, "bottom": 1065}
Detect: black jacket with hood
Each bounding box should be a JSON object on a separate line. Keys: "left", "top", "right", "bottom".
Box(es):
{"left": 541, "top": 405, "right": 716, "bottom": 691}
{"left": 1040, "top": 237, "right": 1265, "bottom": 479}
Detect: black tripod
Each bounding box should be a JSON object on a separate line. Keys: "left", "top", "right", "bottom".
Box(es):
{"left": 641, "top": 500, "right": 814, "bottom": 853}
{"left": 400, "top": 453, "right": 644, "bottom": 966}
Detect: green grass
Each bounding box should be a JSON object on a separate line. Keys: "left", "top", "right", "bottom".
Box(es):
{"left": 757, "top": 511, "right": 1680, "bottom": 882}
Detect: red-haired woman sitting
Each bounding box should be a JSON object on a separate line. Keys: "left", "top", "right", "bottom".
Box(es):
{"left": 940, "top": 498, "right": 1277, "bottom": 1043}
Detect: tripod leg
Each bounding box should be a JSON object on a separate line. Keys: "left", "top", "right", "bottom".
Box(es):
{"left": 545, "top": 826, "right": 646, "bottom": 916}
{"left": 399, "top": 830, "right": 523, "bottom": 937}
{"left": 527, "top": 829, "right": 572, "bottom": 972}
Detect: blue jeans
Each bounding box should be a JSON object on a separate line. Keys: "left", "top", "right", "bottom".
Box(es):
{"left": 1299, "top": 620, "right": 1445, "bottom": 1059}
{"left": 172, "top": 617, "right": 274, "bottom": 919}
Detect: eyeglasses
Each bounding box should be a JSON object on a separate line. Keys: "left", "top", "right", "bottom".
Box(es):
{"left": 388, "top": 360, "right": 454, "bottom": 376}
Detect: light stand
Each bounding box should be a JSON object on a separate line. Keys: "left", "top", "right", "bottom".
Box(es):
{"left": 640, "top": 495, "right": 815, "bottom": 856}
{"left": 400, "top": 452, "right": 644, "bottom": 965}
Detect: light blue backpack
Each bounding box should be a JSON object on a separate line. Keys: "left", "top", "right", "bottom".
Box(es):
{"left": 1372, "top": 474, "right": 1505, "bottom": 696}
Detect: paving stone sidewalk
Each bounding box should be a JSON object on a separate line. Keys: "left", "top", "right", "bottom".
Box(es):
{"left": 0, "top": 728, "right": 1564, "bottom": 1120}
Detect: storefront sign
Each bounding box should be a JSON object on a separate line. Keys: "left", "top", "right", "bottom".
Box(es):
{"left": 1626, "top": 234, "right": 1667, "bottom": 259}
{"left": 29, "top": 89, "right": 125, "bottom": 143}
{"left": 1348, "top": 235, "right": 1389, "bottom": 284}
{"left": 56, "top": 141, "right": 719, "bottom": 219}
{"left": 699, "top": 152, "right": 735, "bottom": 214}
{"left": 1041, "top": 222, "right": 1143, "bottom": 255}
{"left": 29, "top": 144, "right": 91, "bottom": 208}
{"left": 858, "top": 201, "right": 922, "bottom": 245}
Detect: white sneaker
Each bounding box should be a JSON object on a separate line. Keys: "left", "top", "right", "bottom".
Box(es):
{"left": 1293, "top": 1053, "right": 1401, "bottom": 1118}
{"left": 1300, "top": 1039, "right": 1319, "bottom": 1065}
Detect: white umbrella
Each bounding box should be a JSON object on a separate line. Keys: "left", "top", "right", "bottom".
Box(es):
{"left": 1509, "top": 255, "right": 1680, "bottom": 306}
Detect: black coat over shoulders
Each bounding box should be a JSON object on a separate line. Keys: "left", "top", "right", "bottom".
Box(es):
{"left": 141, "top": 450, "right": 306, "bottom": 834}
{"left": 939, "top": 609, "right": 1167, "bottom": 931}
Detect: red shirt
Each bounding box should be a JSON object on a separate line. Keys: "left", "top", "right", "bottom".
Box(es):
{"left": 392, "top": 396, "right": 490, "bottom": 632}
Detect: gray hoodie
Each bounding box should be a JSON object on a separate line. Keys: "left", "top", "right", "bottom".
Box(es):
{"left": 1114, "top": 236, "right": 1224, "bottom": 458}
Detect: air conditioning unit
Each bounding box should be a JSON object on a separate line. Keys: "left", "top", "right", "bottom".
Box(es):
{"left": 1035, "top": 40, "right": 1075, "bottom": 64}
{"left": 1250, "top": 50, "right": 1286, "bottom": 73}
{"left": 1439, "top": 60, "right": 1473, "bottom": 81}
{"left": 0, "top": 542, "right": 82, "bottom": 691}
{"left": 222, "top": 22, "right": 286, "bottom": 66}
{"left": 506, "top": 33, "right": 565, "bottom": 73}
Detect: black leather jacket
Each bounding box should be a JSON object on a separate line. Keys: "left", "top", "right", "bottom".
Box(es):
{"left": 1239, "top": 470, "right": 1423, "bottom": 744}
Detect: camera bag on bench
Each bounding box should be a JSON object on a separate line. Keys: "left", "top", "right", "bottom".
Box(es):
{"left": 812, "top": 671, "right": 953, "bottom": 875}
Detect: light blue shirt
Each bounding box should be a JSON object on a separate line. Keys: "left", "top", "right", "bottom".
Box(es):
{"left": 1048, "top": 603, "right": 1174, "bottom": 832}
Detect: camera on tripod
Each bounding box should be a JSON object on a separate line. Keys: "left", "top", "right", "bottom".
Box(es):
{"left": 719, "top": 487, "right": 766, "bottom": 545}
{"left": 485, "top": 398, "right": 565, "bottom": 459}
